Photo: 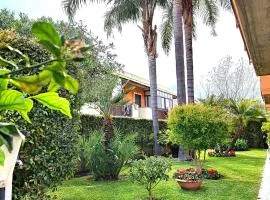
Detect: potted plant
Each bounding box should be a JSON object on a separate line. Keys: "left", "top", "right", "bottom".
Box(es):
{"left": 174, "top": 168, "right": 203, "bottom": 190}
{"left": 201, "top": 168, "right": 222, "bottom": 180}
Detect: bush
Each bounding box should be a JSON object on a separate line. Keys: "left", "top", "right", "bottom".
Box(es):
{"left": 81, "top": 115, "right": 167, "bottom": 155}
{"left": 208, "top": 149, "right": 235, "bottom": 157}
{"left": 235, "top": 139, "right": 249, "bottom": 151}
{"left": 0, "top": 30, "right": 80, "bottom": 199}
{"left": 80, "top": 130, "right": 139, "bottom": 180}
{"left": 130, "top": 156, "right": 172, "bottom": 200}
{"left": 167, "top": 104, "right": 229, "bottom": 159}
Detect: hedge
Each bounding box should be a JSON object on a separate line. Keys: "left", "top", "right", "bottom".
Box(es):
{"left": 1, "top": 30, "right": 80, "bottom": 199}
{"left": 81, "top": 115, "right": 168, "bottom": 154}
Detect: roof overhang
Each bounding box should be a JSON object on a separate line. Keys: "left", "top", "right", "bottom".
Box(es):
{"left": 231, "top": 0, "right": 270, "bottom": 76}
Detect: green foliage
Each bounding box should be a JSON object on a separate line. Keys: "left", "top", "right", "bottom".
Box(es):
{"left": 80, "top": 115, "right": 167, "bottom": 154}
{"left": 130, "top": 156, "right": 172, "bottom": 199}
{"left": 235, "top": 139, "right": 248, "bottom": 151}
{"left": 262, "top": 121, "right": 270, "bottom": 144}
{"left": 0, "top": 24, "right": 81, "bottom": 198}
{"left": 167, "top": 104, "right": 229, "bottom": 154}
{"left": 80, "top": 130, "right": 139, "bottom": 180}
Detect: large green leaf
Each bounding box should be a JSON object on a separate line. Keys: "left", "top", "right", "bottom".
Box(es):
{"left": 32, "top": 22, "right": 62, "bottom": 47}
{"left": 10, "top": 70, "right": 52, "bottom": 94}
{"left": 0, "top": 90, "right": 33, "bottom": 122}
{"left": 39, "top": 40, "right": 61, "bottom": 58}
{"left": 64, "top": 74, "right": 79, "bottom": 94}
{"left": 0, "top": 69, "right": 10, "bottom": 91}
{"left": 32, "top": 92, "right": 72, "bottom": 118}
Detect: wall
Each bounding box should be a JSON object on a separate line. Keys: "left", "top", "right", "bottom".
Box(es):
{"left": 124, "top": 83, "right": 146, "bottom": 107}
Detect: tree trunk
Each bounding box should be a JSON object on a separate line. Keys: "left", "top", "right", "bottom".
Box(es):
{"left": 185, "top": 23, "right": 194, "bottom": 103}
{"left": 173, "top": 0, "right": 186, "bottom": 105}
{"left": 103, "top": 116, "right": 114, "bottom": 151}
{"left": 173, "top": 0, "right": 186, "bottom": 161}
{"left": 148, "top": 55, "right": 161, "bottom": 155}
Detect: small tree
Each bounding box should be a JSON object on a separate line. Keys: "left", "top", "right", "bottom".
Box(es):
{"left": 167, "top": 104, "right": 229, "bottom": 160}
{"left": 130, "top": 156, "right": 172, "bottom": 200}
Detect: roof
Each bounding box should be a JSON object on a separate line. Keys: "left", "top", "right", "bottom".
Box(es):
{"left": 231, "top": 0, "right": 270, "bottom": 76}
{"left": 115, "top": 71, "right": 177, "bottom": 97}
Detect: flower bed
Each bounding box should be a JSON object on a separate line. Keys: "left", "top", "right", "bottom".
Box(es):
{"left": 208, "top": 149, "right": 236, "bottom": 157}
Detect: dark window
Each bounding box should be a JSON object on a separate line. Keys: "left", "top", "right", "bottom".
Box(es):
{"left": 135, "top": 94, "right": 142, "bottom": 107}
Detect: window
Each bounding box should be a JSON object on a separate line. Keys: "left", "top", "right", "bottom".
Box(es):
{"left": 145, "top": 95, "right": 151, "bottom": 107}
{"left": 135, "top": 94, "right": 142, "bottom": 107}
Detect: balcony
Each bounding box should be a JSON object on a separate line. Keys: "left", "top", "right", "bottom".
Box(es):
{"left": 111, "top": 105, "right": 169, "bottom": 120}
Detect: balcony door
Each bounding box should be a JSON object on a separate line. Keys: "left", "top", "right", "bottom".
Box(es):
{"left": 134, "top": 94, "right": 142, "bottom": 107}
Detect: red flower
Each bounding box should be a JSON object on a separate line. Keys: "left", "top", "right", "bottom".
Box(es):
{"left": 207, "top": 169, "right": 217, "bottom": 174}
{"left": 177, "top": 170, "right": 186, "bottom": 175}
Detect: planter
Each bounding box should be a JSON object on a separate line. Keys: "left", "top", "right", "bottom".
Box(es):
{"left": 175, "top": 179, "right": 203, "bottom": 190}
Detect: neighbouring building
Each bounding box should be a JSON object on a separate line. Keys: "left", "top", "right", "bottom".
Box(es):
{"left": 81, "top": 71, "right": 177, "bottom": 119}
{"left": 231, "top": 0, "right": 270, "bottom": 110}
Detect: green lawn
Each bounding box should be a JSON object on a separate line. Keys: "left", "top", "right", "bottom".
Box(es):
{"left": 52, "top": 149, "right": 266, "bottom": 200}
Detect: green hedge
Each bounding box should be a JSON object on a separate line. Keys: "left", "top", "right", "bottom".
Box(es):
{"left": 81, "top": 115, "right": 167, "bottom": 154}
{"left": 1, "top": 30, "right": 80, "bottom": 199}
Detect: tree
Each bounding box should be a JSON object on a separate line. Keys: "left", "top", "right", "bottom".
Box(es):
{"left": 161, "top": 0, "right": 231, "bottom": 103}
{"left": 167, "top": 104, "right": 229, "bottom": 160}
{"left": 84, "top": 75, "right": 132, "bottom": 149}
{"left": 201, "top": 56, "right": 261, "bottom": 100}
{"left": 63, "top": 0, "right": 168, "bottom": 155}
{"left": 225, "top": 99, "right": 266, "bottom": 148}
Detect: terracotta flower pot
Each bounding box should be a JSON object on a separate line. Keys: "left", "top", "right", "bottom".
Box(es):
{"left": 175, "top": 179, "right": 203, "bottom": 190}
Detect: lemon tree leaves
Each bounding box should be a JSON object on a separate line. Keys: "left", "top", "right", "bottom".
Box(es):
{"left": 32, "top": 92, "right": 72, "bottom": 118}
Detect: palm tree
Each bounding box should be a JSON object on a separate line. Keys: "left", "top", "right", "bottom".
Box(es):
{"left": 161, "top": 0, "right": 231, "bottom": 103}
{"left": 62, "top": 0, "right": 167, "bottom": 155}
{"left": 226, "top": 99, "right": 265, "bottom": 148}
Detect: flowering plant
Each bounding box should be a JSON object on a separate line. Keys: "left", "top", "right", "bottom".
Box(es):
{"left": 201, "top": 168, "right": 222, "bottom": 180}
{"left": 173, "top": 168, "right": 203, "bottom": 182}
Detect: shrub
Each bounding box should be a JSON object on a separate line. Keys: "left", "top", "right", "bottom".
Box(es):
{"left": 130, "top": 156, "right": 172, "bottom": 200}
{"left": 81, "top": 130, "right": 139, "bottom": 180}
{"left": 0, "top": 29, "right": 80, "bottom": 199}
{"left": 167, "top": 104, "right": 229, "bottom": 160}
{"left": 235, "top": 139, "right": 249, "bottom": 151}
{"left": 81, "top": 115, "right": 167, "bottom": 155}
{"left": 208, "top": 149, "right": 235, "bottom": 157}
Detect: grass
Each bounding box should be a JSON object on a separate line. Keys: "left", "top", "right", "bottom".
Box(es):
{"left": 51, "top": 149, "right": 266, "bottom": 200}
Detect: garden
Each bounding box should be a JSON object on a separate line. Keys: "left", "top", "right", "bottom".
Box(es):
{"left": 0, "top": 1, "right": 269, "bottom": 200}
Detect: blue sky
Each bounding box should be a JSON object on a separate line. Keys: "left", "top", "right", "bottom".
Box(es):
{"left": 0, "top": 0, "right": 259, "bottom": 99}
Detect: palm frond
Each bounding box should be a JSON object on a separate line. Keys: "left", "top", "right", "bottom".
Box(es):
{"left": 217, "top": 0, "right": 232, "bottom": 11}
{"left": 62, "top": 0, "right": 106, "bottom": 21}
{"left": 160, "top": 1, "right": 173, "bottom": 55}
{"left": 195, "top": 0, "right": 219, "bottom": 35}
{"left": 104, "top": 0, "right": 141, "bottom": 36}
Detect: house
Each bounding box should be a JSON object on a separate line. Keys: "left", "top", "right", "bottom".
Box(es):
{"left": 231, "top": 0, "right": 270, "bottom": 110}
{"left": 111, "top": 72, "right": 177, "bottom": 119}
{"left": 81, "top": 71, "right": 177, "bottom": 119}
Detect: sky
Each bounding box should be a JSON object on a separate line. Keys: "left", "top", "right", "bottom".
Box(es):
{"left": 0, "top": 0, "right": 260, "bottom": 99}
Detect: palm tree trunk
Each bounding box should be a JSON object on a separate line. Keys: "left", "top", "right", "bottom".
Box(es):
{"left": 185, "top": 23, "right": 194, "bottom": 103}
{"left": 173, "top": 0, "right": 186, "bottom": 160}
{"left": 103, "top": 116, "right": 114, "bottom": 150}
{"left": 173, "top": 0, "right": 186, "bottom": 105}
{"left": 148, "top": 55, "right": 161, "bottom": 155}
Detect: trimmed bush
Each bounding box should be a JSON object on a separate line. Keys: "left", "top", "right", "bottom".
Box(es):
{"left": 1, "top": 30, "right": 80, "bottom": 199}
{"left": 80, "top": 115, "right": 167, "bottom": 155}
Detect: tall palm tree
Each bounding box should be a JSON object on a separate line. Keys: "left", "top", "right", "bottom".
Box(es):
{"left": 226, "top": 99, "right": 265, "bottom": 148}
{"left": 62, "top": 0, "right": 167, "bottom": 155}
{"left": 161, "top": 0, "right": 231, "bottom": 103}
